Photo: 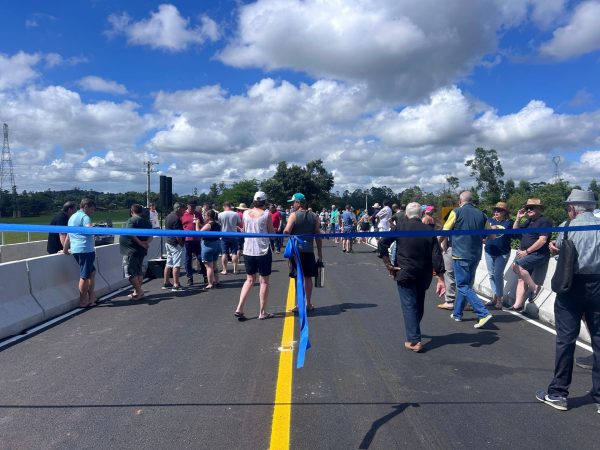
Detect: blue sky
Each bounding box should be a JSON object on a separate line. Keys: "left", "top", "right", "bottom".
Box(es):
{"left": 1, "top": 0, "right": 600, "bottom": 196}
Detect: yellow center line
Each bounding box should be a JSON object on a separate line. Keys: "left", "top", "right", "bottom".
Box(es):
{"left": 269, "top": 280, "right": 296, "bottom": 450}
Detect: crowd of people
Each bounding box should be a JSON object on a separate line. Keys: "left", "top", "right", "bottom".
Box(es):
{"left": 47, "top": 188, "right": 600, "bottom": 415}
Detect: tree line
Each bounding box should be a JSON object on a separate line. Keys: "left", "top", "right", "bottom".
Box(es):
{"left": 1, "top": 152, "right": 598, "bottom": 226}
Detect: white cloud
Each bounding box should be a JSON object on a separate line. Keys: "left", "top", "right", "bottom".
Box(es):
{"left": 106, "top": 4, "right": 219, "bottom": 52}
{"left": 77, "top": 76, "right": 128, "bottom": 95}
{"left": 540, "top": 1, "right": 600, "bottom": 60}
{"left": 218, "top": 0, "right": 569, "bottom": 102}
{"left": 0, "top": 52, "right": 41, "bottom": 90}
{"left": 3, "top": 73, "right": 600, "bottom": 194}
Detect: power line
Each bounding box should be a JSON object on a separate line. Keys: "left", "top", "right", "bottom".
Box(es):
{"left": 143, "top": 160, "right": 159, "bottom": 207}
{"left": 0, "top": 123, "right": 19, "bottom": 217}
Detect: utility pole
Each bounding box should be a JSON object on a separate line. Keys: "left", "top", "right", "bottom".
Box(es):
{"left": 0, "top": 123, "right": 18, "bottom": 217}
{"left": 144, "top": 160, "right": 159, "bottom": 207}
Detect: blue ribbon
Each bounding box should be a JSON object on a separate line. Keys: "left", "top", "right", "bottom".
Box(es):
{"left": 283, "top": 236, "right": 311, "bottom": 369}
{"left": 2, "top": 222, "right": 598, "bottom": 239}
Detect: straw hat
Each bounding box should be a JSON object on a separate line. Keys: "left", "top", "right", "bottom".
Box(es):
{"left": 494, "top": 201, "right": 508, "bottom": 211}
{"left": 525, "top": 198, "right": 544, "bottom": 209}
{"left": 236, "top": 203, "right": 248, "bottom": 210}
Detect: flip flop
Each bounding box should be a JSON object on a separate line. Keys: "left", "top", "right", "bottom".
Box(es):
{"left": 234, "top": 311, "right": 246, "bottom": 321}
{"left": 436, "top": 304, "right": 454, "bottom": 310}
{"left": 258, "top": 312, "right": 274, "bottom": 320}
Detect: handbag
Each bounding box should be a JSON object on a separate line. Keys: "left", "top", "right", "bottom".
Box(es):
{"left": 551, "top": 220, "right": 577, "bottom": 294}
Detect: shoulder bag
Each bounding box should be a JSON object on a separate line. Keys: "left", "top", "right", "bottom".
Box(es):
{"left": 551, "top": 220, "right": 577, "bottom": 294}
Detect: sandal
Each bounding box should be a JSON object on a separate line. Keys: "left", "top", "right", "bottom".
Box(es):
{"left": 234, "top": 311, "right": 246, "bottom": 321}
{"left": 307, "top": 304, "right": 315, "bottom": 312}
{"left": 289, "top": 306, "right": 299, "bottom": 314}
{"left": 258, "top": 312, "right": 274, "bottom": 320}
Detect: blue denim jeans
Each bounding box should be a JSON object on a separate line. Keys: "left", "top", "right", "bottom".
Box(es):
{"left": 397, "top": 278, "right": 430, "bottom": 343}
{"left": 484, "top": 252, "right": 509, "bottom": 297}
{"left": 453, "top": 258, "right": 490, "bottom": 319}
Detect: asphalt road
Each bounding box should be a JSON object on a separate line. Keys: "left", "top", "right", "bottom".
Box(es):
{"left": 0, "top": 240, "right": 597, "bottom": 450}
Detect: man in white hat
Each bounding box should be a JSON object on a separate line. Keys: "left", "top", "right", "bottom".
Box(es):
{"left": 537, "top": 189, "right": 600, "bottom": 414}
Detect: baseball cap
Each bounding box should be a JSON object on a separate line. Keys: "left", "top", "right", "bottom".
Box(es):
{"left": 253, "top": 191, "right": 267, "bottom": 201}
{"left": 288, "top": 193, "right": 305, "bottom": 203}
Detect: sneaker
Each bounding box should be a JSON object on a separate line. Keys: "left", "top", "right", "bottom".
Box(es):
{"left": 597, "top": 403, "right": 600, "bottom": 415}
{"left": 536, "top": 390, "right": 567, "bottom": 411}
{"left": 162, "top": 282, "right": 173, "bottom": 290}
{"left": 450, "top": 313, "right": 462, "bottom": 322}
{"left": 474, "top": 314, "right": 493, "bottom": 329}
{"left": 186, "top": 278, "right": 194, "bottom": 286}
{"left": 171, "top": 285, "right": 184, "bottom": 292}
{"left": 575, "top": 355, "right": 593, "bottom": 370}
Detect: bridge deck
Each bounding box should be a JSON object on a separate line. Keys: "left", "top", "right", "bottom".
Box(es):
{"left": 0, "top": 241, "right": 597, "bottom": 449}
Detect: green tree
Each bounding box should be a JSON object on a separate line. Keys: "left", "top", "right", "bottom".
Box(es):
{"left": 219, "top": 179, "right": 260, "bottom": 206}
{"left": 261, "top": 160, "right": 334, "bottom": 209}
{"left": 465, "top": 147, "right": 505, "bottom": 206}
{"left": 446, "top": 176, "right": 459, "bottom": 191}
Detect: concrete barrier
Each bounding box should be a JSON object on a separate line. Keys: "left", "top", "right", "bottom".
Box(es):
{"left": 473, "top": 250, "right": 590, "bottom": 342}
{"left": 0, "top": 240, "right": 47, "bottom": 263}
{"left": 27, "top": 254, "right": 81, "bottom": 319}
{"left": 0, "top": 260, "right": 45, "bottom": 340}
{"left": 26, "top": 253, "right": 110, "bottom": 320}
{"left": 95, "top": 244, "right": 129, "bottom": 291}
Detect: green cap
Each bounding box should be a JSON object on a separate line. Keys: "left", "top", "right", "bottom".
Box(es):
{"left": 287, "top": 193, "right": 305, "bottom": 203}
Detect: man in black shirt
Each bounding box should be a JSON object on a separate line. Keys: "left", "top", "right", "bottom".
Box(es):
{"left": 47, "top": 201, "right": 76, "bottom": 254}
{"left": 163, "top": 202, "right": 186, "bottom": 291}
{"left": 378, "top": 202, "right": 446, "bottom": 352}
{"left": 511, "top": 198, "right": 552, "bottom": 310}
{"left": 119, "top": 204, "right": 153, "bottom": 299}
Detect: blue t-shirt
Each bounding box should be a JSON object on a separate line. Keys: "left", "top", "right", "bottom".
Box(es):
{"left": 68, "top": 210, "right": 95, "bottom": 253}
{"left": 342, "top": 210, "right": 355, "bottom": 227}
{"left": 485, "top": 217, "right": 514, "bottom": 256}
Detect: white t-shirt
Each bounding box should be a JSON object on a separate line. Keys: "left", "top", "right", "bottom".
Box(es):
{"left": 376, "top": 206, "right": 392, "bottom": 231}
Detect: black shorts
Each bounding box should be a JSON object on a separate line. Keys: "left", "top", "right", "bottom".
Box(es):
{"left": 290, "top": 252, "right": 317, "bottom": 278}
{"left": 244, "top": 250, "right": 272, "bottom": 276}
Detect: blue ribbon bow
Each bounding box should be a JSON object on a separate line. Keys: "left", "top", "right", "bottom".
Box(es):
{"left": 283, "top": 235, "right": 311, "bottom": 369}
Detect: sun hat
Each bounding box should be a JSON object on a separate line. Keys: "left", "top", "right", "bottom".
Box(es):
{"left": 236, "top": 203, "right": 248, "bottom": 210}
{"left": 253, "top": 191, "right": 268, "bottom": 201}
{"left": 525, "top": 198, "right": 544, "bottom": 209}
{"left": 372, "top": 203, "right": 381, "bottom": 208}
{"left": 494, "top": 201, "right": 508, "bottom": 211}
{"left": 288, "top": 192, "right": 305, "bottom": 203}
{"left": 564, "top": 189, "right": 596, "bottom": 206}
{"left": 425, "top": 205, "right": 434, "bottom": 213}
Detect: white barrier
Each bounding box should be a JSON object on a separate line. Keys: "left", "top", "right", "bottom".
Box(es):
{"left": 95, "top": 244, "right": 129, "bottom": 291}
{"left": 473, "top": 250, "right": 590, "bottom": 342}
{"left": 26, "top": 253, "right": 110, "bottom": 320}
{"left": 27, "top": 254, "right": 81, "bottom": 319}
{"left": 0, "top": 240, "right": 47, "bottom": 264}
{"left": 0, "top": 260, "right": 45, "bottom": 340}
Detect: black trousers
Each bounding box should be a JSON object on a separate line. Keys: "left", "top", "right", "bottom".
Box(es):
{"left": 184, "top": 241, "right": 206, "bottom": 279}
{"left": 548, "top": 277, "right": 600, "bottom": 403}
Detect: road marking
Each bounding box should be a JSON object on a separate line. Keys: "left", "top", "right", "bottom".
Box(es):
{"left": 365, "top": 241, "right": 594, "bottom": 353}
{"left": 505, "top": 310, "right": 593, "bottom": 352}
{"left": 269, "top": 281, "right": 296, "bottom": 450}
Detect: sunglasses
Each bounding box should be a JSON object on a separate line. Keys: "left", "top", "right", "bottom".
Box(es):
{"left": 493, "top": 208, "right": 505, "bottom": 213}
{"left": 525, "top": 206, "right": 538, "bottom": 211}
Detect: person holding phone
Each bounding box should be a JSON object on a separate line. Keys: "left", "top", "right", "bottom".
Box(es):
{"left": 511, "top": 198, "right": 552, "bottom": 311}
